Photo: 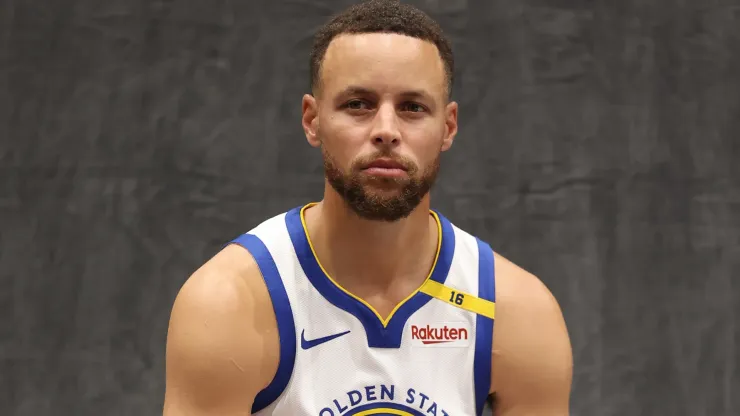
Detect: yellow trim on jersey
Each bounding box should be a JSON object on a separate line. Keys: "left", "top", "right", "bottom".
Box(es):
{"left": 420, "top": 279, "right": 496, "bottom": 320}
{"left": 355, "top": 409, "right": 414, "bottom": 416}
{"left": 299, "top": 203, "right": 443, "bottom": 327}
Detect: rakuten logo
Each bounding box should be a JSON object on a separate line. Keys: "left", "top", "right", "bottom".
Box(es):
{"left": 410, "top": 323, "right": 470, "bottom": 347}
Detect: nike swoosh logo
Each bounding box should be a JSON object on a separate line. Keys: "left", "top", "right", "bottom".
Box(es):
{"left": 300, "top": 329, "right": 351, "bottom": 350}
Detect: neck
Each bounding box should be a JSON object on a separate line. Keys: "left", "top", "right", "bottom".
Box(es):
{"left": 304, "top": 185, "right": 438, "bottom": 289}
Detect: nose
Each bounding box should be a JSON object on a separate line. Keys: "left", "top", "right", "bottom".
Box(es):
{"left": 369, "top": 103, "right": 401, "bottom": 147}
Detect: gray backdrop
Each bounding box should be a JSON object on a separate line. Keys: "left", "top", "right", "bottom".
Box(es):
{"left": 1, "top": 0, "right": 738, "bottom": 415}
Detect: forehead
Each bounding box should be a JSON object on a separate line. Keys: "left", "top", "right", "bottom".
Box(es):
{"left": 320, "top": 33, "right": 446, "bottom": 98}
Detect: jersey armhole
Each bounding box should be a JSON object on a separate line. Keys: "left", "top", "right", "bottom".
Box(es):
{"left": 473, "top": 239, "right": 495, "bottom": 416}
{"left": 230, "top": 234, "right": 297, "bottom": 414}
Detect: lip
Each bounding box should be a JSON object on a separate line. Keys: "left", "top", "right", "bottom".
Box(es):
{"left": 363, "top": 158, "right": 406, "bottom": 171}
{"left": 361, "top": 158, "right": 408, "bottom": 179}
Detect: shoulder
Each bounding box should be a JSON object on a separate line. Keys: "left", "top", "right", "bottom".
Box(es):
{"left": 489, "top": 251, "right": 573, "bottom": 413}
{"left": 171, "top": 243, "right": 278, "bottom": 335}
{"left": 493, "top": 252, "right": 563, "bottom": 317}
{"left": 164, "top": 243, "right": 280, "bottom": 412}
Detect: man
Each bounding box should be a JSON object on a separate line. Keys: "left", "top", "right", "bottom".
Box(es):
{"left": 163, "top": 1, "right": 573, "bottom": 415}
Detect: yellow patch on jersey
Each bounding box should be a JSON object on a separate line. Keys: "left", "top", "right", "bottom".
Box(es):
{"left": 354, "top": 409, "right": 414, "bottom": 416}
{"left": 420, "top": 280, "right": 495, "bottom": 319}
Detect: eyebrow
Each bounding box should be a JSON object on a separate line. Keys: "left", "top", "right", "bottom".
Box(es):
{"left": 338, "top": 86, "right": 434, "bottom": 102}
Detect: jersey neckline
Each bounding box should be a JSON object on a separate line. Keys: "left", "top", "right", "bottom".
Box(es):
{"left": 284, "top": 203, "right": 456, "bottom": 348}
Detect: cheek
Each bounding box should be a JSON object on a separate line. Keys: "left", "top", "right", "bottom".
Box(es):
{"left": 320, "top": 123, "right": 365, "bottom": 166}
{"left": 408, "top": 125, "right": 444, "bottom": 158}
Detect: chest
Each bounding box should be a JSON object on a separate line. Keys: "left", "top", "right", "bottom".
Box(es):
{"left": 284, "top": 302, "right": 480, "bottom": 416}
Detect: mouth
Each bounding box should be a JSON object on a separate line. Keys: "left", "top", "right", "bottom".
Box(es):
{"left": 364, "top": 158, "right": 406, "bottom": 170}
{"left": 361, "top": 158, "right": 408, "bottom": 178}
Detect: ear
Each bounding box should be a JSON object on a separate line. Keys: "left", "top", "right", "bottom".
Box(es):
{"left": 441, "top": 101, "right": 458, "bottom": 152}
{"left": 302, "top": 94, "right": 321, "bottom": 148}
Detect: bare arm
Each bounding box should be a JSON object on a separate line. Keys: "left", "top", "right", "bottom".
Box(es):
{"left": 163, "top": 245, "right": 279, "bottom": 415}
{"left": 490, "top": 254, "right": 573, "bottom": 416}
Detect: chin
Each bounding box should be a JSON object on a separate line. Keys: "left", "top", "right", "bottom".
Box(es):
{"left": 360, "top": 174, "right": 409, "bottom": 188}
{"left": 361, "top": 181, "right": 406, "bottom": 193}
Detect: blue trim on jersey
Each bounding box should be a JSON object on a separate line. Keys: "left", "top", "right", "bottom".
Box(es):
{"left": 285, "top": 206, "right": 456, "bottom": 349}
{"left": 473, "top": 239, "right": 496, "bottom": 416}
{"left": 229, "top": 234, "right": 296, "bottom": 414}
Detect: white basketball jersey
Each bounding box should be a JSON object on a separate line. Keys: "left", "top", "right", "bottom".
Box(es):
{"left": 229, "top": 204, "right": 496, "bottom": 416}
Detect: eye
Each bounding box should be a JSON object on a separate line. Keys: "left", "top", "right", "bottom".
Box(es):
{"left": 400, "top": 102, "right": 426, "bottom": 113}
{"left": 344, "top": 99, "right": 370, "bottom": 111}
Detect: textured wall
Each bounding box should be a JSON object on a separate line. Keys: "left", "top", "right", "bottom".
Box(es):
{"left": 1, "top": 0, "right": 738, "bottom": 415}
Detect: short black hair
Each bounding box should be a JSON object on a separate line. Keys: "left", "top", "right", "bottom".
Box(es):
{"left": 309, "top": 0, "right": 455, "bottom": 97}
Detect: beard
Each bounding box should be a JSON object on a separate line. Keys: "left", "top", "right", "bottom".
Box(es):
{"left": 321, "top": 145, "right": 440, "bottom": 222}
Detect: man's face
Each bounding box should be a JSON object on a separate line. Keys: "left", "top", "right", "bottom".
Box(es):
{"left": 302, "top": 32, "right": 458, "bottom": 222}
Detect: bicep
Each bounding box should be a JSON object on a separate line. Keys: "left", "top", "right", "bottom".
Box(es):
{"left": 491, "top": 260, "right": 573, "bottom": 415}
{"left": 163, "top": 263, "right": 273, "bottom": 415}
